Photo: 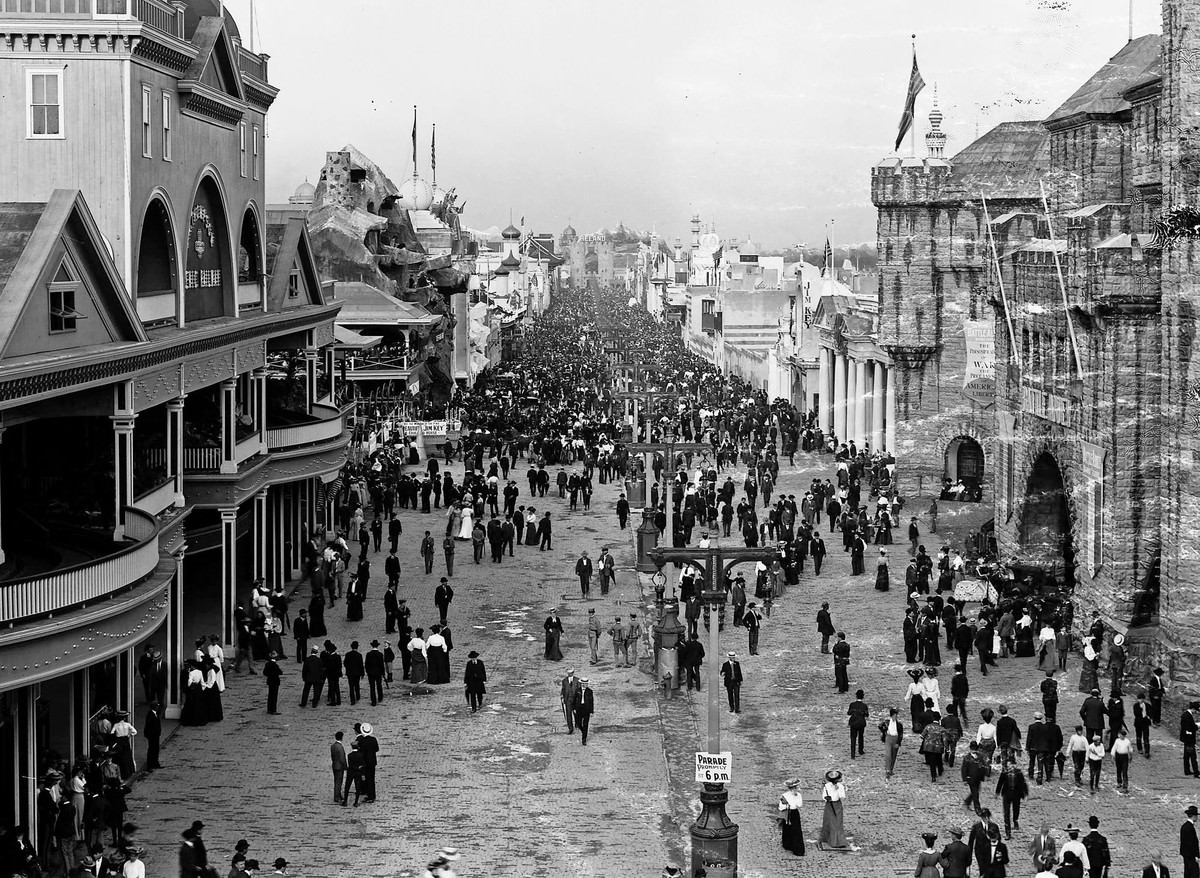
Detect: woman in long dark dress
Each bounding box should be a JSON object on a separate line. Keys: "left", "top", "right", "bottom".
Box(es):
{"left": 543, "top": 612, "right": 564, "bottom": 661}
{"left": 778, "top": 779, "right": 805, "bottom": 856}
{"left": 345, "top": 576, "right": 364, "bottom": 622}
{"left": 525, "top": 509, "right": 539, "bottom": 546}
{"left": 308, "top": 592, "right": 328, "bottom": 638}
{"left": 818, "top": 770, "right": 849, "bottom": 850}
{"left": 250, "top": 612, "right": 269, "bottom": 660}
{"left": 202, "top": 658, "right": 223, "bottom": 722}
{"left": 180, "top": 663, "right": 207, "bottom": 726}
{"left": 874, "top": 549, "right": 890, "bottom": 592}
{"left": 408, "top": 628, "right": 428, "bottom": 684}
{"left": 425, "top": 625, "right": 450, "bottom": 684}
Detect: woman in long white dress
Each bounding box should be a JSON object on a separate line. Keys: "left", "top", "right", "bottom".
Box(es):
{"left": 457, "top": 505, "right": 475, "bottom": 541}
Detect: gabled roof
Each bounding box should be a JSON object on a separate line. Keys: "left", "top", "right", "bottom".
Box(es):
{"left": 945, "top": 121, "right": 1051, "bottom": 200}
{"left": 0, "top": 190, "right": 146, "bottom": 359}
{"left": 332, "top": 283, "right": 440, "bottom": 327}
{"left": 183, "top": 16, "right": 246, "bottom": 103}
{"left": 1045, "top": 34, "right": 1161, "bottom": 128}
{"left": 264, "top": 218, "right": 326, "bottom": 310}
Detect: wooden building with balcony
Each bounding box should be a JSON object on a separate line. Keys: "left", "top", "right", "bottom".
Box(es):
{"left": 0, "top": 0, "right": 349, "bottom": 834}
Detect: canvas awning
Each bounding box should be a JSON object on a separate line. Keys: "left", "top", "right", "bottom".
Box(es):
{"left": 333, "top": 326, "right": 382, "bottom": 349}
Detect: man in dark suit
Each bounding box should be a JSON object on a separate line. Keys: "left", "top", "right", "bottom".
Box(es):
{"left": 293, "top": 609, "right": 310, "bottom": 662}
{"left": 1083, "top": 815, "right": 1111, "bottom": 878}
{"left": 323, "top": 642, "right": 343, "bottom": 706}
{"left": 950, "top": 664, "right": 970, "bottom": 722}
{"left": 365, "top": 640, "right": 386, "bottom": 705}
{"left": 995, "top": 705, "right": 1020, "bottom": 764}
{"left": 816, "top": 602, "right": 835, "bottom": 653}
{"left": 981, "top": 821, "right": 1008, "bottom": 877}
{"left": 1182, "top": 805, "right": 1200, "bottom": 878}
{"left": 300, "top": 646, "right": 324, "bottom": 707}
{"left": 486, "top": 515, "right": 504, "bottom": 563}
{"left": 143, "top": 702, "right": 162, "bottom": 770}
{"left": 832, "top": 633, "right": 851, "bottom": 693}
{"left": 810, "top": 535, "right": 827, "bottom": 575}
{"left": 1135, "top": 691, "right": 1153, "bottom": 756}
{"left": 560, "top": 670, "right": 581, "bottom": 733}
{"left": 575, "top": 551, "right": 593, "bottom": 598}
{"left": 435, "top": 578, "right": 454, "bottom": 623}
{"left": 682, "top": 634, "right": 705, "bottom": 691}
{"left": 940, "top": 825, "right": 972, "bottom": 878}
{"left": 720, "top": 652, "right": 743, "bottom": 714}
{"left": 343, "top": 642, "right": 364, "bottom": 706}
{"left": 263, "top": 652, "right": 282, "bottom": 714}
{"left": 330, "top": 731, "right": 348, "bottom": 804}
{"left": 572, "top": 679, "right": 594, "bottom": 745}
{"left": 537, "top": 511, "right": 553, "bottom": 550}
{"left": 1182, "top": 705, "right": 1200, "bottom": 777}
{"left": 1026, "top": 712, "right": 1050, "bottom": 783}
{"left": 1143, "top": 851, "right": 1171, "bottom": 878}
{"left": 967, "top": 808, "right": 999, "bottom": 873}
{"left": 1081, "top": 688, "right": 1107, "bottom": 743}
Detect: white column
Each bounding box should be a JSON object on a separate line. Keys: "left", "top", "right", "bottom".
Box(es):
{"left": 220, "top": 506, "right": 238, "bottom": 647}
{"left": 854, "top": 359, "right": 868, "bottom": 447}
{"left": 871, "top": 361, "right": 885, "bottom": 451}
{"left": 323, "top": 347, "right": 336, "bottom": 404}
{"left": 885, "top": 367, "right": 897, "bottom": 453}
{"left": 165, "top": 550, "right": 185, "bottom": 719}
{"left": 844, "top": 359, "right": 856, "bottom": 445}
{"left": 833, "top": 353, "right": 847, "bottom": 442}
{"left": 219, "top": 378, "right": 238, "bottom": 475}
{"left": 816, "top": 349, "right": 830, "bottom": 432}
{"left": 304, "top": 347, "right": 319, "bottom": 414}
{"left": 254, "top": 490, "right": 268, "bottom": 582}
{"left": 111, "top": 416, "right": 135, "bottom": 540}
{"left": 167, "top": 397, "right": 186, "bottom": 507}
{"left": 254, "top": 368, "right": 268, "bottom": 452}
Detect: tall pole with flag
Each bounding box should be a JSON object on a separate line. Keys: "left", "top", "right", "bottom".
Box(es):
{"left": 895, "top": 35, "right": 926, "bottom": 156}
{"left": 410, "top": 105, "right": 419, "bottom": 193}
{"left": 431, "top": 123, "right": 437, "bottom": 190}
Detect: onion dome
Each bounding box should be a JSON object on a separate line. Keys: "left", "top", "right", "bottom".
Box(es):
{"left": 397, "top": 176, "right": 434, "bottom": 211}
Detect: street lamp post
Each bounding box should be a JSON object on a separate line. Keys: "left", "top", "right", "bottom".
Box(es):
{"left": 650, "top": 544, "right": 781, "bottom": 878}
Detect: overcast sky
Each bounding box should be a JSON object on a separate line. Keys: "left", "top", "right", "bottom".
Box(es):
{"left": 233, "top": 0, "right": 1160, "bottom": 249}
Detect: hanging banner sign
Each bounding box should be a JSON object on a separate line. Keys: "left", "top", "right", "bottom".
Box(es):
{"left": 962, "top": 320, "right": 996, "bottom": 404}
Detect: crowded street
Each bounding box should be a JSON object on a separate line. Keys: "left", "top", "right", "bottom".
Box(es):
{"left": 107, "top": 287, "right": 1198, "bottom": 877}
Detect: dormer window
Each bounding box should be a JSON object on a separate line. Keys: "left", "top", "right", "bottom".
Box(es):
{"left": 49, "top": 259, "right": 84, "bottom": 333}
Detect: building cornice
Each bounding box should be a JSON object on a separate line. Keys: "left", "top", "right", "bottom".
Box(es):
{"left": 0, "top": 305, "right": 340, "bottom": 411}
{"left": 178, "top": 78, "right": 246, "bottom": 128}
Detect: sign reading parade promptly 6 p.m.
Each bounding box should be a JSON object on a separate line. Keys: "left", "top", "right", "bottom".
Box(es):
{"left": 694, "top": 751, "right": 733, "bottom": 783}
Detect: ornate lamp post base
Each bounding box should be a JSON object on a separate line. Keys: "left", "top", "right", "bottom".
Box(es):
{"left": 691, "top": 782, "right": 738, "bottom": 877}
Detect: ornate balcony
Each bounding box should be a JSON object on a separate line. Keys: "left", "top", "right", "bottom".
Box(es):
{"left": 266, "top": 403, "right": 349, "bottom": 452}
{"left": 0, "top": 507, "right": 162, "bottom": 626}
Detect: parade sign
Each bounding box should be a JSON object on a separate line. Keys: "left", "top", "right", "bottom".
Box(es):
{"left": 695, "top": 751, "right": 733, "bottom": 783}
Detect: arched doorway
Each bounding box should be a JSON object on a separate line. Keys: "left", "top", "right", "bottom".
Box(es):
{"left": 944, "top": 436, "right": 985, "bottom": 501}
{"left": 136, "top": 199, "right": 176, "bottom": 298}
{"left": 238, "top": 207, "right": 263, "bottom": 311}
{"left": 1019, "top": 452, "right": 1076, "bottom": 590}
{"left": 185, "top": 176, "right": 232, "bottom": 322}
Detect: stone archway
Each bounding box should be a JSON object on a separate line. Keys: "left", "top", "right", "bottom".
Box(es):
{"left": 1018, "top": 451, "right": 1076, "bottom": 590}
{"left": 945, "top": 435, "right": 985, "bottom": 498}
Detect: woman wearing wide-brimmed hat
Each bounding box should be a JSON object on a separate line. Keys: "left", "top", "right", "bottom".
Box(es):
{"left": 777, "top": 778, "right": 805, "bottom": 855}
{"left": 819, "top": 769, "right": 849, "bottom": 850}
{"left": 906, "top": 668, "right": 926, "bottom": 732}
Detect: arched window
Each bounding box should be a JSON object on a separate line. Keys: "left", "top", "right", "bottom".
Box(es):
{"left": 185, "top": 176, "right": 232, "bottom": 322}
{"left": 238, "top": 208, "right": 262, "bottom": 284}
{"left": 135, "top": 198, "right": 177, "bottom": 325}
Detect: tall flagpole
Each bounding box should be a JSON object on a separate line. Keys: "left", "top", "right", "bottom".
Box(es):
{"left": 910, "top": 34, "right": 918, "bottom": 157}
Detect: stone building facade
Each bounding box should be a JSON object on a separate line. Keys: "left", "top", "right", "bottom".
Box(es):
{"left": 871, "top": 15, "right": 1200, "bottom": 689}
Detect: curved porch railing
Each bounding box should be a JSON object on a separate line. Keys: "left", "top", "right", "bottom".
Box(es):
{"left": 0, "top": 507, "right": 162, "bottom": 625}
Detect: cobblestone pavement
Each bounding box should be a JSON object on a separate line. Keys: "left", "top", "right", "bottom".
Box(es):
{"left": 127, "top": 450, "right": 1198, "bottom": 877}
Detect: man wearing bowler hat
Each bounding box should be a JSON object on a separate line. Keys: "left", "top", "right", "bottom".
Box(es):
{"left": 721, "top": 652, "right": 743, "bottom": 714}
{"left": 1182, "top": 804, "right": 1200, "bottom": 878}
{"left": 940, "top": 825, "right": 971, "bottom": 878}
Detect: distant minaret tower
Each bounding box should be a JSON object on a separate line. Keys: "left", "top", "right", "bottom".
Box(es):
{"left": 926, "top": 85, "right": 947, "bottom": 159}
{"left": 691, "top": 214, "right": 701, "bottom": 251}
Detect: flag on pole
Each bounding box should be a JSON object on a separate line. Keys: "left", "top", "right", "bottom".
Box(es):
{"left": 411, "top": 106, "right": 418, "bottom": 169}
{"left": 431, "top": 123, "right": 436, "bottom": 180}
{"left": 894, "top": 47, "right": 926, "bottom": 152}
{"left": 820, "top": 238, "right": 833, "bottom": 277}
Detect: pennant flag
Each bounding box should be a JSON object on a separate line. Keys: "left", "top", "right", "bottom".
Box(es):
{"left": 894, "top": 48, "right": 926, "bottom": 152}
{"left": 820, "top": 238, "right": 833, "bottom": 277}
{"left": 411, "top": 106, "right": 418, "bottom": 169}
{"left": 713, "top": 245, "right": 723, "bottom": 268}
